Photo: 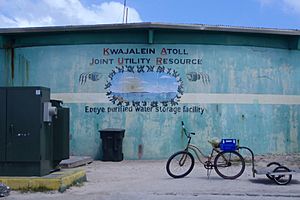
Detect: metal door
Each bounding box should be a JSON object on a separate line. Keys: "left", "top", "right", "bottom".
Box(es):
{"left": 6, "top": 88, "right": 43, "bottom": 161}
{"left": 0, "top": 88, "right": 6, "bottom": 161}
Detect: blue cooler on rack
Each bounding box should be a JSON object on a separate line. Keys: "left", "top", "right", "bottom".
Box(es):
{"left": 220, "top": 139, "right": 238, "bottom": 151}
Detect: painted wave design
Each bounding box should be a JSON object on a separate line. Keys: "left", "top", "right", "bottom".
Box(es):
{"left": 111, "top": 92, "right": 177, "bottom": 102}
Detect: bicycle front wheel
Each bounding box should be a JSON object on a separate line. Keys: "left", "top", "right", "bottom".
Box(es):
{"left": 166, "top": 151, "right": 195, "bottom": 178}
{"left": 214, "top": 151, "right": 245, "bottom": 179}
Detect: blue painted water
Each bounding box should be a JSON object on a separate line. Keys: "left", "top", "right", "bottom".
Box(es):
{"left": 112, "top": 92, "right": 177, "bottom": 102}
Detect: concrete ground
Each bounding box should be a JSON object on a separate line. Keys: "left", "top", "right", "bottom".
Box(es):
{"left": 5, "top": 154, "right": 300, "bottom": 200}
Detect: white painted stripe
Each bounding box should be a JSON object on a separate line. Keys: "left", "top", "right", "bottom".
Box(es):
{"left": 51, "top": 93, "right": 300, "bottom": 105}
{"left": 51, "top": 93, "right": 110, "bottom": 103}
{"left": 181, "top": 93, "right": 300, "bottom": 105}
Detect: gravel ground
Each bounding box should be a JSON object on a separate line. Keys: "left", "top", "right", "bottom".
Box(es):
{"left": 4, "top": 153, "right": 300, "bottom": 200}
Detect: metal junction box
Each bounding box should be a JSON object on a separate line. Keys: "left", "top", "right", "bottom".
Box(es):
{"left": 51, "top": 99, "right": 70, "bottom": 167}
{"left": 0, "top": 87, "right": 70, "bottom": 176}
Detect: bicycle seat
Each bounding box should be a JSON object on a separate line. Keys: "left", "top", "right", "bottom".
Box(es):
{"left": 208, "top": 138, "right": 220, "bottom": 148}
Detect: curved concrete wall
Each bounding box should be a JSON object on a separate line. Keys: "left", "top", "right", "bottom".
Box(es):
{"left": 3, "top": 43, "right": 298, "bottom": 159}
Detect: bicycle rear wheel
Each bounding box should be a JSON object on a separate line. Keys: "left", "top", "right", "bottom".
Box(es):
{"left": 166, "top": 151, "right": 194, "bottom": 178}
{"left": 214, "top": 151, "right": 245, "bottom": 179}
{"left": 272, "top": 166, "right": 292, "bottom": 185}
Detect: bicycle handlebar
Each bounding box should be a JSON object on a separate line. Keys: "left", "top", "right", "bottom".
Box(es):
{"left": 181, "top": 121, "right": 195, "bottom": 138}
{"left": 181, "top": 121, "right": 185, "bottom": 129}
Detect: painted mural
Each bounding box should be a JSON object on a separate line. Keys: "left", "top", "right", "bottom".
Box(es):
{"left": 3, "top": 44, "right": 300, "bottom": 159}
{"left": 106, "top": 67, "right": 182, "bottom": 106}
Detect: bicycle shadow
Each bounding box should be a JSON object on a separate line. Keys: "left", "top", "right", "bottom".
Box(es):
{"left": 249, "top": 178, "right": 300, "bottom": 185}
{"left": 198, "top": 176, "right": 228, "bottom": 181}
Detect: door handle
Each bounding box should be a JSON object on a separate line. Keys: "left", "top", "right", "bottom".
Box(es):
{"left": 9, "top": 124, "right": 14, "bottom": 136}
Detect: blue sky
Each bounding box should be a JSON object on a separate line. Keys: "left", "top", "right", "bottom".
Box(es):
{"left": 0, "top": 0, "right": 299, "bottom": 29}
{"left": 110, "top": 72, "right": 178, "bottom": 93}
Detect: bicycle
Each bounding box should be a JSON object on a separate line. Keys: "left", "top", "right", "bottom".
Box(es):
{"left": 166, "top": 121, "right": 246, "bottom": 179}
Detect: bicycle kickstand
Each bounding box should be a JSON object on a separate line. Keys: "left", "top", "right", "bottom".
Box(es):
{"left": 207, "top": 168, "right": 212, "bottom": 179}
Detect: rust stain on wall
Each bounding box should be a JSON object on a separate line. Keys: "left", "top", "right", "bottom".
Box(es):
{"left": 10, "top": 48, "right": 14, "bottom": 80}
{"left": 138, "top": 144, "right": 143, "bottom": 159}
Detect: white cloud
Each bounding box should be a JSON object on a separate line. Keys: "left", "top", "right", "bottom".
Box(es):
{"left": 282, "top": 0, "right": 300, "bottom": 14}
{"left": 257, "top": 0, "right": 300, "bottom": 14}
{"left": 0, "top": 0, "right": 142, "bottom": 28}
{"left": 159, "top": 75, "right": 172, "bottom": 79}
{"left": 258, "top": 0, "right": 274, "bottom": 6}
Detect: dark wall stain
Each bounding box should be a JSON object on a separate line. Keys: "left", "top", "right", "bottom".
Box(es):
{"left": 138, "top": 144, "right": 143, "bottom": 159}
{"left": 10, "top": 48, "right": 14, "bottom": 80}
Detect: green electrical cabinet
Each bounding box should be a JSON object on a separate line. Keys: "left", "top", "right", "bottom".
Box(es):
{"left": 51, "top": 100, "right": 70, "bottom": 168}
{"left": 0, "top": 87, "right": 69, "bottom": 176}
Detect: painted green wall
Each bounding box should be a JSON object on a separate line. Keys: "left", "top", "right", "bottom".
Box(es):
{"left": 0, "top": 27, "right": 299, "bottom": 159}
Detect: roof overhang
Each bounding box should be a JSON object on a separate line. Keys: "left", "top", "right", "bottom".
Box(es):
{"left": 0, "top": 22, "right": 299, "bottom": 36}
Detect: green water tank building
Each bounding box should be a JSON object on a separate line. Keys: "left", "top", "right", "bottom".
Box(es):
{"left": 0, "top": 23, "right": 299, "bottom": 159}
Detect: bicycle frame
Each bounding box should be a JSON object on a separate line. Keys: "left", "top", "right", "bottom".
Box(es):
{"left": 181, "top": 122, "right": 221, "bottom": 167}
{"left": 181, "top": 122, "right": 226, "bottom": 169}
{"left": 187, "top": 144, "right": 220, "bottom": 165}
